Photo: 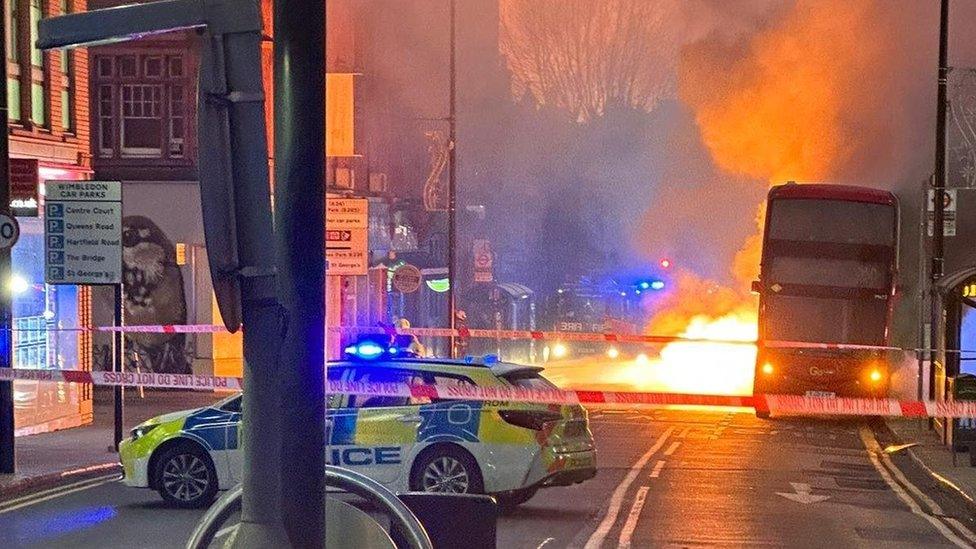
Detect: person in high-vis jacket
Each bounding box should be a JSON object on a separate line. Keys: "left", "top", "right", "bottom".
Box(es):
{"left": 394, "top": 318, "right": 426, "bottom": 357}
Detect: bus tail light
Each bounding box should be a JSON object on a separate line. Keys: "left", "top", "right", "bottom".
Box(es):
{"left": 869, "top": 369, "right": 883, "bottom": 383}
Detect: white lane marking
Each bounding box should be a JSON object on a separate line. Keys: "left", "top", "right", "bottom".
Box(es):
{"left": 536, "top": 537, "right": 555, "bottom": 549}
{"left": 617, "top": 486, "right": 650, "bottom": 549}
{"left": 664, "top": 441, "right": 680, "bottom": 456}
{"left": 678, "top": 427, "right": 690, "bottom": 438}
{"left": 877, "top": 444, "right": 976, "bottom": 545}
{"left": 0, "top": 474, "right": 120, "bottom": 514}
{"left": 583, "top": 426, "right": 674, "bottom": 549}
{"left": 858, "top": 427, "right": 969, "bottom": 548}
{"left": 649, "top": 460, "right": 666, "bottom": 479}
{"left": 775, "top": 482, "right": 830, "bottom": 504}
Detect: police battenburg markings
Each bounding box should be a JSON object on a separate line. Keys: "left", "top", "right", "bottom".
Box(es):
{"left": 44, "top": 181, "right": 123, "bottom": 285}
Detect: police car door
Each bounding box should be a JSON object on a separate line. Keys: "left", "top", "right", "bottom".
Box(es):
{"left": 339, "top": 367, "right": 426, "bottom": 486}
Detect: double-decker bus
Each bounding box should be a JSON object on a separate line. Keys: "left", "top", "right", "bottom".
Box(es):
{"left": 543, "top": 278, "right": 642, "bottom": 362}
{"left": 752, "top": 183, "right": 899, "bottom": 408}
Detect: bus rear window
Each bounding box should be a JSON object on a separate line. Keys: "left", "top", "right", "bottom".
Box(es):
{"left": 768, "top": 199, "right": 895, "bottom": 245}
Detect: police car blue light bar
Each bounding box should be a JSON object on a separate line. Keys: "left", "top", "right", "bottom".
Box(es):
{"left": 344, "top": 340, "right": 387, "bottom": 359}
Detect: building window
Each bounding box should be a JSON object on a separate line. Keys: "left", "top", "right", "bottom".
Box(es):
{"left": 28, "top": 0, "right": 46, "bottom": 126}
{"left": 169, "top": 85, "right": 183, "bottom": 157}
{"left": 97, "top": 85, "right": 113, "bottom": 155}
{"left": 7, "top": 0, "right": 20, "bottom": 121}
{"left": 121, "top": 84, "right": 162, "bottom": 156}
{"left": 30, "top": 82, "right": 43, "bottom": 124}
{"left": 29, "top": 0, "right": 41, "bottom": 66}
{"left": 59, "top": 0, "right": 72, "bottom": 131}
{"left": 8, "top": 0, "right": 18, "bottom": 63}
{"left": 93, "top": 52, "right": 190, "bottom": 160}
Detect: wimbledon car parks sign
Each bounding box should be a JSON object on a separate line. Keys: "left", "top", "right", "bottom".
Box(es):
{"left": 44, "top": 181, "right": 123, "bottom": 285}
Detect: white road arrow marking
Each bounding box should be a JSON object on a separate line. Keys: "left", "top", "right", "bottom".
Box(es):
{"left": 776, "top": 482, "right": 831, "bottom": 504}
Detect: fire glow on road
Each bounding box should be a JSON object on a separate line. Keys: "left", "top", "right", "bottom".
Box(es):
{"left": 546, "top": 311, "right": 757, "bottom": 397}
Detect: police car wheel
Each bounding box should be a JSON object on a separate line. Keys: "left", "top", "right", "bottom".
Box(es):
{"left": 155, "top": 445, "right": 218, "bottom": 508}
{"left": 412, "top": 446, "right": 484, "bottom": 494}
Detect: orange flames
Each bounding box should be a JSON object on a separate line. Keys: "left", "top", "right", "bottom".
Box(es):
{"left": 645, "top": 0, "right": 913, "bottom": 396}
{"left": 500, "top": 1, "right": 943, "bottom": 395}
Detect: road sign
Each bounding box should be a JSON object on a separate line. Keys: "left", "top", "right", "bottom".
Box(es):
{"left": 44, "top": 181, "right": 123, "bottom": 285}
{"left": 927, "top": 189, "right": 957, "bottom": 236}
{"left": 392, "top": 264, "right": 422, "bottom": 293}
{"left": 326, "top": 197, "right": 368, "bottom": 275}
{"left": 0, "top": 213, "right": 20, "bottom": 250}
{"left": 473, "top": 239, "right": 493, "bottom": 283}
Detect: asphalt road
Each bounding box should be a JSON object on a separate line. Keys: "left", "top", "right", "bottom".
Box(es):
{"left": 2, "top": 408, "right": 975, "bottom": 548}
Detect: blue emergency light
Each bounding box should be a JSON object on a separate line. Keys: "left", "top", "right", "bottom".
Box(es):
{"left": 344, "top": 335, "right": 421, "bottom": 360}
{"left": 344, "top": 340, "right": 387, "bottom": 360}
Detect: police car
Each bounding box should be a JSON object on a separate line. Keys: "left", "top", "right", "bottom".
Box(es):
{"left": 118, "top": 341, "right": 597, "bottom": 509}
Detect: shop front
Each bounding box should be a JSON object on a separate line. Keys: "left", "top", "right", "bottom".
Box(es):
{"left": 11, "top": 158, "right": 95, "bottom": 436}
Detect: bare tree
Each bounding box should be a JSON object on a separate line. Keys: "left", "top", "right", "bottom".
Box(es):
{"left": 499, "top": 0, "right": 683, "bottom": 122}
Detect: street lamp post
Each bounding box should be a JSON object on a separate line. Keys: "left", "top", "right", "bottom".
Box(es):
{"left": 0, "top": 0, "right": 12, "bottom": 474}
{"left": 929, "top": 0, "right": 950, "bottom": 399}
{"left": 447, "top": 0, "right": 458, "bottom": 357}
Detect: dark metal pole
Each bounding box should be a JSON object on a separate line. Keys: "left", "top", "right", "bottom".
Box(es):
{"left": 113, "top": 284, "right": 123, "bottom": 450}
{"left": 447, "top": 0, "right": 457, "bottom": 357}
{"left": 929, "top": 0, "right": 949, "bottom": 399}
{"left": 274, "top": 0, "right": 326, "bottom": 546}
{"left": 0, "top": 0, "right": 12, "bottom": 474}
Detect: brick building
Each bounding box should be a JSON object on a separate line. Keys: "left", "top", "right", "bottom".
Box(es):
{"left": 6, "top": 0, "right": 95, "bottom": 434}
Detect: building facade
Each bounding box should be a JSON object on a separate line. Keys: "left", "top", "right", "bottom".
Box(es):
{"left": 84, "top": 16, "right": 211, "bottom": 379}
{"left": 6, "top": 0, "right": 95, "bottom": 435}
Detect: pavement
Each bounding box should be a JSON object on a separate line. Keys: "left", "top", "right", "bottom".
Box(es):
{"left": 3, "top": 407, "right": 976, "bottom": 548}
{"left": 0, "top": 388, "right": 230, "bottom": 501}
{"left": 885, "top": 418, "right": 976, "bottom": 515}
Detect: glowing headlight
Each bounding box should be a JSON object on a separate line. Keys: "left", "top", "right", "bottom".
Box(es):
{"left": 869, "top": 369, "right": 883, "bottom": 382}
{"left": 607, "top": 347, "right": 620, "bottom": 359}
{"left": 130, "top": 424, "right": 159, "bottom": 440}
{"left": 635, "top": 353, "right": 650, "bottom": 366}
{"left": 552, "top": 343, "right": 569, "bottom": 359}
{"left": 762, "top": 363, "right": 774, "bottom": 375}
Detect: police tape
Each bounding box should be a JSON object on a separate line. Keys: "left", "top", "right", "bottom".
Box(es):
{"left": 4, "top": 322, "right": 976, "bottom": 355}
{"left": 327, "top": 325, "right": 976, "bottom": 354}
{"left": 5, "top": 366, "right": 976, "bottom": 418}
{"left": 0, "top": 367, "right": 242, "bottom": 391}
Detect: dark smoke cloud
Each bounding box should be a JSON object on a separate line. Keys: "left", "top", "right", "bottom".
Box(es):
{"left": 357, "top": 0, "right": 976, "bottom": 306}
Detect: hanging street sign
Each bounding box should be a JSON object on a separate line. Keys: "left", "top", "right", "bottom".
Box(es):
{"left": 326, "top": 197, "right": 368, "bottom": 275}
{"left": 392, "top": 263, "right": 422, "bottom": 293}
{"left": 44, "top": 181, "right": 123, "bottom": 285}
{"left": 927, "top": 189, "right": 957, "bottom": 237}
{"left": 473, "top": 238, "right": 493, "bottom": 283}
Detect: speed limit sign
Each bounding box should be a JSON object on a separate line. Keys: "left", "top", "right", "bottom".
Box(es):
{"left": 0, "top": 212, "right": 18, "bottom": 250}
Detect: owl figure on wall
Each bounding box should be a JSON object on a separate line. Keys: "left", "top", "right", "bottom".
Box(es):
{"left": 122, "top": 216, "right": 191, "bottom": 375}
